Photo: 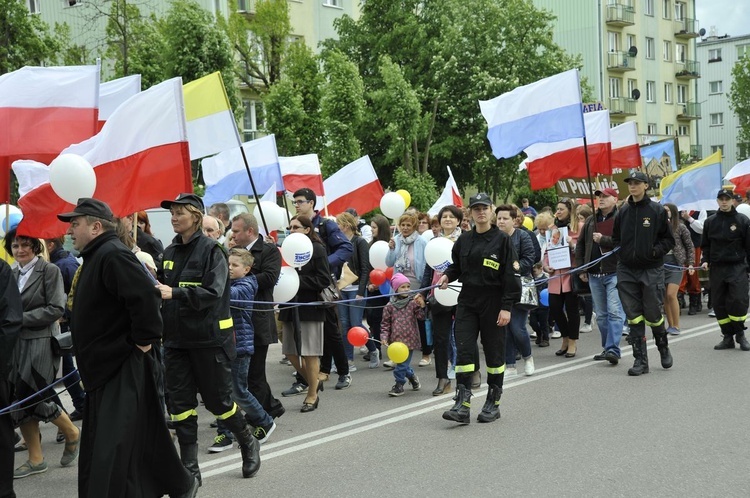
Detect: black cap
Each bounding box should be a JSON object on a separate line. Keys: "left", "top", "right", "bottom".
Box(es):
{"left": 160, "top": 193, "right": 204, "bottom": 211}
{"left": 734, "top": 193, "right": 743, "bottom": 202}
{"left": 469, "top": 193, "right": 492, "bottom": 208}
{"left": 717, "top": 188, "right": 733, "bottom": 199}
{"left": 624, "top": 171, "right": 649, "bottom": 184}
{"left": 57, "top": 198, "right": 114, "bottom": 222}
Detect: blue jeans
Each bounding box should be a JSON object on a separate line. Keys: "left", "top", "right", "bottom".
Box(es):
{"left": 219, "top": 354, "right": 272, "bottom": 437}
{"left": 589, "top": 273, "right": 625, "bottom": 357}
{"left": 506, "top": 306, "right": 532, "bottom": 365}
{"left": 338, "top": 289, "right": 366, "bottom": 361}
{"left": 393, "top": 350, "right": 415, "bottom": 384}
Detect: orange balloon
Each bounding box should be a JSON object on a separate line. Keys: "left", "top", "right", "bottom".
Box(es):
{"left": 384, "top": 267, "right": 394, "bottom": 280}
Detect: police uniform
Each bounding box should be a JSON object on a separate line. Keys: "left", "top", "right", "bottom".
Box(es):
{"left": 612, "top": 171, "right": 675, "bottom": 375}
{"left": 701, "top": 189, "right": 750, "bottom": 351}
{"left": 159, "top": 193, "right": 260, "bottom": 482}
{"left": 441, "top": 193, "right": 521, "bottom": 424}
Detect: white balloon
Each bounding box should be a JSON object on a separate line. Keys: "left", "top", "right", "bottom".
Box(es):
{"left": 273, "top": 266, "right": 300, "bottom": 303}
{"left": 380, "top": 192, "right": 406, "bottom": 219}
{"left": 48, "top": 154, "right": 97, "bottom": 204}
{"left": 737, "top": 204, "right": 750, "bottom": 218}
{"left": 424, "top": 236, "right": 454, "bottom": 272}
{"left": 281, "top": 232, "right": 313, "bottom": 267}
{"left": 420, "top": 230, "right": 435, "bottom": 242}
{"left": 434, "top": 281, "right": 462, "bottom": 307}
{"left": 254, "top": 202, "right": 286, "bottom": 232}
{"left": 369, "top": 240, "right": 390, "bottom": 270}
{"left": 0, "top": 204, "right": 22, "bottom": 237}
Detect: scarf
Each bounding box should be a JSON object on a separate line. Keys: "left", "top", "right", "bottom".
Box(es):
{"left": 444, "top": 227, "right": 462, "bottom": 242}
{"left": 17, "top": 256, "right": 39, "bottom": 291}
{"left": 393, "top": 231, "right": 419, "bottom": 276}
{"left": 390, "top": 295, "right": 412, "bottom": 309}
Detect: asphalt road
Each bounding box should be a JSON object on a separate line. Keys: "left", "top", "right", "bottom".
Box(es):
{"left": 13, "top": 307, "right": 750, "bottom": 497}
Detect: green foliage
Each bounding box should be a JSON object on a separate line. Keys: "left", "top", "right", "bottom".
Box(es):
{"left": 513, "top": 184, "right": 559, "bottom": 212}
{"left": 104, "top": 0, "right": 144, "bottom": 77}
{"left": 730, "top": 55, "right": 750, "bottom": 161}
{"left": 392, "top": 167, "right": 438, "bottom": 212}
{"left": 0, "top": 0, "right": 58, "bottom": 74}
{"left": 52, "top": 23, "right": 91, "bottom": 66}
{"left": 264, "top": 79, "right": 307, "bottom": 154}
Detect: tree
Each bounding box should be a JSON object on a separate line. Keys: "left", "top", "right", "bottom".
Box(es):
{"left": 392, "top": 167, "right": 437, "bottom": 212}
{"left": 0, "top": 0, "right": 58, "bottom": 74}
{"left": 52, "top": 23, "right": 92, "bottom": 66}
{"left": 730, "top": 55, "right": 750, "bottom": 161}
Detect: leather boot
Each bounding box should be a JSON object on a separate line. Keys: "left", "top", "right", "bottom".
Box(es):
{"left": 627, "top": 336, "right": 649, "bottom": 376}
{"left": 715, "top": 323, "right": 736, "bottom": 350}
{"left": 179, "top": 444, "right": 202, "bottom": 486}
{"left": 687, "top": 294, "right": 699, "bottom": 315}
{"left": 442, "top": 384, "right": 472, "bottom": 424}
{"left": 677, "top": 292, "right": 686, "bottom": 309}
{"left": 652, "top": 327, "right": 673, "bottom": 369}
{"left": 235, "top": 425, "right": 261, "bottom": 478}
{"left": 171, "top": 475, "right": 200, "bottom": 498}
{"left": 736, "top": 331, "right": 750, "bottom": 351}
{"left": 477, "top": 385, "right": 502, "bottom": 423}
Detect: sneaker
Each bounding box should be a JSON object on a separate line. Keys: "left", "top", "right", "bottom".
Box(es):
{"left": 529, "top": 330, "right": 537, "bottom": 339}
{"left": 667, "top": 326, "right": 681, "bottom": 336}
{"left": 418, "top": 356, "right": 432, "bottom": 367}
{"left": 388, "top": 383, "right": 405, "bottom": 396}
{"left": 505, "top": 366, "right": 518, "bottom": 379}
{"left": 68, "top": 410, "right": 83, "bottom": 422}
{"left": 407, "top": 374, "right": 421, "bottom": 391}
{"left": 359, "top": 346, "right": 369, "bottom": 354}
{"left": 362, "top": 352, "right": 370, "bottom": 361}
{"left": 208, "top": 434, "right": 234, "bottom": 453}
{"left": 523, "top": 356, "right": 535, "bottom": 376}
{"left": 708, "top": 309, "right": 716, "bottom": 317}
{"left": 281, "top": 382, "right": 308, "bottom": 397}
{"left": 369, "top": 349, "right": 380, "bottom": 369}
{"left": 348, "top": 361, "right": 358, "bottom": 373}
{"left": 551, "top": 330, "right": 562, "bottom": 339}
{"left": 253, "top": 421, "right": 276, "bottom": 444}
{"left": 14, "top": 460, "right": 48, "bottom": 479}
{"left": 56, "top": 429, "right": 65, "bottom": 444}
{"left": 593, "top": 350, "right": 607, "bottom": 361}
{"left": 539, "top": 339, "right": 550, "bottom": 347}
{"left": 605, "top": 350, "right": 620, "bottom": 365}
{"left": 383, "top": 360, "right": 395, "bottom": 369}
{"left": 279, "top": 356, "right": 291, "bottom": 365}
{"left": 335, "top": 374, "right": 352, "bottom": 390}
{"left": 580, "top": 322, "right": 592, "bottom": 333}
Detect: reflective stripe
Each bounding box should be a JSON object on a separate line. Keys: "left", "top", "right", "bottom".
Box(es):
{"left": 628, "top": 315, "right": 645, "bottom": 325}
{"left": 178, "top": 282, "right": 201, "bottom": 288}
{"left": 455, "top": 364, "right": 475, "bottom": 373}
{"left": 717, "top": 317, "right": 731, "bottom": 325}
{"left": 163, "top": 260, "right": 174, "bottom": 270}
{"left": 170, "top": 409, "right": 197, "bottom": 422}
{"left": 461, "top": 401, "right": 471, "bottom": 408}
{"left": 216, "top": 403, "right": 238, "bottom": 420}
{"left": 645, "top": 316, "right": 664, "bottom": 327}
{"left": 486, "top": 365, "right": 506, "bottom": 375}
{"left": 728, "top": 314, "right": 747, "bottom": 322}
{"left": 219, "top": 318, "right": 233, "bottom": 330}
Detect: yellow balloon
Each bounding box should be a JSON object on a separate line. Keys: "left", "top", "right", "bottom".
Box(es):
{"left": 523, "top": 216, "right": 534, "bottom": 231}
{"left": 396, "top": 189, "right": 411, "bottom": 209}
{"left": 387, "top": 342, "right": 409, "bottom": 364}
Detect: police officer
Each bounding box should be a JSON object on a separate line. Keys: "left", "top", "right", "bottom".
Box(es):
{"left": 156, "top": 193, "right": 260, "bottom": 482}
{"left": 437, "top": 193, "right": 521, "bottom": 424}
{"left": 612, "top": 171, "right": 675, "bottom": 376}
{"left": 701, "top": 188, "right": 750, "bottom": 351}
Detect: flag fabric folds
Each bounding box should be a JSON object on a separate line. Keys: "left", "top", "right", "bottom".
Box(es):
{"left": 660, "top": 151, "right": 723, "bottom": 211}
{"left": 523, "top": 110, "right": 612, "bottom": 190}
{"left": 202, "top": 135, "right": 283, "bottom": 207}
{"left": 725, "top": 158, "right": 750, "bottom": 196}
{"left": 479, "top": 69, "right": 585, "bottom": 159}
{"left": 279, "top": 155, "right": 325, "bottom": 195}
{"left": 183, "top": 72, "right": 240, "bottom": 160}
{"left": 321, "top": 156, "right": 383, "bottom": 216}
{"left": 610, "top": 121, "right": 641, "bottom": 169}
{"left": 14, "top": 78, "right": 192, "bottom": 238}
{"left": 428, "top": 166, "right": 463, "bottom": 216}
{"left": 98, "top": 75, "right": 141, "bottom": 131}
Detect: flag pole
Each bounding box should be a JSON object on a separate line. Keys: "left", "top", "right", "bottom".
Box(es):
{"left": 238, "top": 146, "right": 271, "bottom": 235}
{"left": 582, "top": 137, "right": 597, "bottom": 232}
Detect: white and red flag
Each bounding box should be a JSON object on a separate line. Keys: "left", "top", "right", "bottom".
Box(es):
{"left": 610, "top": 121, "right": 641, "bottom": 169}
{"left": 725, "top": 158, "right": 750, "bottom": 197}
{"left": 97, "top": 74, "right": 141, "bottom": 131}
{"left": 428, "top": 166, "right": 463, "bottom": 216}
{"left": 279, "top": 154, "right": 325, "bottom": 195}
{"left": 13, "top": 77, "right": 192, "bottom": 238}
{"left": 321, "top": 156, "right": 383, "bottom": 216}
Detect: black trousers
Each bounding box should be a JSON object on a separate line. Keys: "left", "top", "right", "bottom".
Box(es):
{"left": 430, "top": 305, "right": 454, "bottom": 379}
{"left": 617, "top": 264, "right": 665, "bottom": 338}
{"left": 453, "top": 292, "right": 506, "bottom": 389}
{"left": 0, "top": 380, "right": 14, "bottom": 498}
{"left": 319, "top": 307, "right": 349, "bottom": 376}
{"left": 709, "top": 264, "right": 749, "bottom": 333}
{"left": 247, "top": 344, "right": 283, "bottom": 414}
{"left": 549, "top": 291, "right": 580, "bottom": 340}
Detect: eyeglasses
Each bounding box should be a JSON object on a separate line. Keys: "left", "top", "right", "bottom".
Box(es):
{"left": 419, "top": 221, "right": 429, "bottom": 225}
{"left": 288, "top": 225, "right": 304, "bottom": 231}
{"left": 291, "top": 200, "right": 310, "bottom": 206}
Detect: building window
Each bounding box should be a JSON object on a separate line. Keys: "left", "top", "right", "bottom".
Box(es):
{"left": 646, "top": 81, "right": 656, "bottom": 103}
{"left": 609, "top": 77, "right": 622, "bottom": 98}
{"left": 677, "top": 84, "right": 687, "bottom": 104}
{"left": 739, "top": 142, "right": 750, "bottom": 161}
{"left": 64, "top": 0, "right": 83, "bottom": 7}
{"left": 323, "top": 0, "right": 341, "bottom": 6}
{"left": 27, "top": 0, "right": 40, "bottom": 13}
{"left": 645, "top": 37, "right": 655, "bottom": 59}
{"left": 628, "top": 78, "right": 638, "bottom": 99}
{"left": 237, "top": 0, "right": 249, "bottom": 11}
{"left": 664, "top": 83, "right": 673, "bottom": 103}
{"left": 674, "top": 1, "right": 686, "bottom": 20}
{"left": 647, "top": 123, "right": 657, "bottom": 135}
{"left": 665, "top": 124, "right": 674, "bottom": 135}
{"left": 645, "top": 0, "right": 654, "bottom": 16}
{"left": 711, "top": 145, "right": 724, "bottom": 155}
{"left": 662, "top": 0, "right": 671, "bottom": 19}
{"left": 709, "top": 80, "right": 723, "bottom": 94}
{"left": 678, "top": 125, "right": 689, "bottom": 136}
{"left": 626, "top": 34, "right": 636, "bottom": 50}
{"left": 676, "top": 43, "right": 687, "bottom": 63}
{"left": 243, "top": 100, "right": 265, "bottom": 139}
{"left": 710, "top": 113, "right": 724, "bottom": 126}
{"left": 738, "top": 44, "right": 750, "bottom": 59}
{"left": 608, "top": 31, "right": 621, "bottom": 52}
{"left": 708, "top": 48, "right": 722, "bottom": 62}
{"left": 663, "top": 40, "right": 672, "bottom": 61}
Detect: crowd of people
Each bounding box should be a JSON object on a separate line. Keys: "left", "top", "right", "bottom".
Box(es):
{"left": 2, "top": 173, "right": 749, "bottom": 496}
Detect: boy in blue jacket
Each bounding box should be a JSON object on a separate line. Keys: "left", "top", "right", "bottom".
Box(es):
{"left": 210, "top": 248, "right": 276, "bottom": 452}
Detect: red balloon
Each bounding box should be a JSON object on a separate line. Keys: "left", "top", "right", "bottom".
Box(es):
{"left": 347, "top": 327, "right": 370, "bottom": 348}
{"left": 384, "top": 267, "right": 394, "bottom": 280}
{"left": 369, "top": 269, "right": 386, "bottom": 286}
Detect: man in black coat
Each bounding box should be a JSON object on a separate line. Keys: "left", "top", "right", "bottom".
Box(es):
{"left": 0, "top": 260, "right": 21, "bottom": 498}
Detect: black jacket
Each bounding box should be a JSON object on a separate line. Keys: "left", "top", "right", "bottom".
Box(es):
{"left": 700, "top": 208, "right": 750, "bottom": 267}
{"left": 247, "top": 236, "right": 281, "bottom": 346}
{"left": 0, "top": 261, "right": 21, "bottom": 379}
{"left": 576, "top": 208, "right": 618, "bottom": 274}
{"left": 137, "top": 227, "right": 164, "bottom": 267}
{"left": 347, "top": 235, "right": 371, "bottom": 296}
{"left": 71, "top": 231, "right": 163, "bottom": 391}
{"left": 613, "top": 196, "right": 674, "bottom": 269}
{"left": 278, "top": 242, "right": 330, "bottom": 322}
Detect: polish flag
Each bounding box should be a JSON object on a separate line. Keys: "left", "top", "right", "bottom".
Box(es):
{"left": 279, "top": 154, "right": 325, "bottom": 195}
{"left": 610, "top": 121, "right": 641, "bottom": 169}
{"left": 97, "top": 74, "right": 141, "bottom": 131}
{"left": 523, "top": 110, "right": 612, "bottom": 190}
{"left": 13, "top": 78, "right": 191, "bottom": 238}
{"left": 428, "top": 166, "right": 463, "bottom": 216}
{"left": 321, "top": 156, "right": 383, "bottom": 216}
{"left": 725, "top": 158, "right": 750, "bottom": 197}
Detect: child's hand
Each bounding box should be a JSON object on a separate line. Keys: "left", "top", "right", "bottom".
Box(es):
{"left": 382, "top": 341, "right": 389, "bottom": 347}
{"left": 414, "top": 294, "right": 425, "bottom": 307}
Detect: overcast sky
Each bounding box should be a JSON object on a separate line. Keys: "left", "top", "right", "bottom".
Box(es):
{"left": 696, "top": 1, "right": 749, "bottom": 39}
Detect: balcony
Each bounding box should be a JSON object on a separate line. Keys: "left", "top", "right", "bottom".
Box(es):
{"left": 606, "top": 4, "right": 635, "bottom": 26}
{"left": 608, "top": 97, "right": 637, "bottom": 116}
{"left": 674, "top": 18, "right": 699, "bottom": 38}
{"left": 677, "top": 101, "right": 701, "bottom": 120}
{"left": 689, "top": 145, "right": 703, "bottom": 161}
{"left": 607, "top": 51, "right": 636, "bottom": 72}
{"left": 675, "top": 59, "right": 701, "bottom": 79}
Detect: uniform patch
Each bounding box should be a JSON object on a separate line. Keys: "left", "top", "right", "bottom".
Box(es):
{"left": 483, "top": 258, "right": 500, "bottom": 270}
{"left": 730, "top": 223, "right": 737, "bottom": 232}
{"left": 642, "top": 217, "right": 651, "bottom": 228}
{"left": 513, "top": 261, "right": 520, "bottom": 271}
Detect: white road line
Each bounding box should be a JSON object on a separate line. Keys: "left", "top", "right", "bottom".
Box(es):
{"left": 201, "top": 322, "right": 720, "bottom": 478}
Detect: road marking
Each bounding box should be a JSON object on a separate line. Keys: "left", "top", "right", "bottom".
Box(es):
{"left": 202, "top": 322, "right": 720, "bottom": 478}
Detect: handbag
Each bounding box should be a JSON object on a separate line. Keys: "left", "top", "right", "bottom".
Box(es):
{"left": 515, "top": 275, "right": 539, "bottom": 311}
{"left": 51, "top": 331, "right": 73, "bottom": 357}
{"left": 571, "top": 271, "right": 591, "bottom": 296}
{"left": 337, "top": 262, "right": 358, "bottom": 290}
{"left": 320, "top": 273, "right": 342, "bottom": 307}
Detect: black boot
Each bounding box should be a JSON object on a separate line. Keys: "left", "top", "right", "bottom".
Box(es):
{"left": 736, "top": 331, "right": 750, "bottom": 351}
{"left": 715, "top": 323, "right": 736, "bottom": 350}
{"left": 171, "top": 475, "right": 200, "bottom": 498}
{"left": 687, "top": 294, "right": 699, "bottom": 315}
{"left": 653, "top": 327, "right": 673, "bottom": 369}
{"left": 179, "top": 444, "right": 202, "bottom": 486}
{"left": 627, "top": 336, "right": 650, "bottom": 376}
{"left": 226, "top": 411, "right": 261, "bottom": 478}
{"left": 477, "top": 385, "right": 502, "bottom": 423}
{"left": 678, "top": 292, "right": 686, "bottom": 309}
{"left": 442, "top": 384, "right": 472, "bottom": 424}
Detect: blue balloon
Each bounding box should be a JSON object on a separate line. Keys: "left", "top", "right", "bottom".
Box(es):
{"left": 539, "top": 288, "right": 549, "bottom": 307}
{"left": 379, "top": 281, "right": 391, "bottom": 295}
{"left": 0, "top": 213, "right": 22, "bottom": 232}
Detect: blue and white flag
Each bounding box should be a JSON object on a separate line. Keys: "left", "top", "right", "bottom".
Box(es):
{"left": 479, "top": 69, "right": 584, "bottom": 159}
{"left": 660, "top": 151, "right": 723, "bottom": 211}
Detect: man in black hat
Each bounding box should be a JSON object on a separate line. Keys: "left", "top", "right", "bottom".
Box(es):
{"left": 438, "top": 193, "right": 521, "bottom": 424}
{"left": 156, "top": 193, "right": 261, "bottom": 483}
{"left": 58, "top": 198, "right": 198, "bottom": 497}
{"left": 612, "top": 171, "right": 675, "bottom": 376}
{"left": 701, "top": 188, "right": 750, "bottom": 351}
{"left": 0, "top": 259, "right": 21, "bottom": 498}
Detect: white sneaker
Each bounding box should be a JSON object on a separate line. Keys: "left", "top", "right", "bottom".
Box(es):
{"left": 529, "top": 331, "right": 537, "bottom": 339}
{"left": 505, "top": 366, "right": 518, "bottom": 379}
{"left": 368, "top": 349, "right": 380, "bottom": 369}
{"left": 708, "top": 309, "right": 716, "bottom": 317}
{"left": 383, "top": 360, "right": 395, "bottom": 369}
{"left": 523, "top": 356, "right": 535, "bottom": 376}
{"left": 580, "top": 323, "right": 592, "bottom": 333}
{"left": 551, "top": 330, "right": 562, "bottom": 338}
{"left": 359, "top": 346, "right": 369, "bottom": 354}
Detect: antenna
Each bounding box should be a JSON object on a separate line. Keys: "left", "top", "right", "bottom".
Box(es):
{"left": 628, "top": 46, "right": 638, "bottom": 57}
{"left": 631, "top": 89, "right": 641, "bottom": 100}
{"left": 699, "top": 28, "right": 706, "bottom": 37}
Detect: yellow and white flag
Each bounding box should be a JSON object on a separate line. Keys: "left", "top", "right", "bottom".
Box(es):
{"left": 183, "top": 72, "right": 240, "bottom": 160}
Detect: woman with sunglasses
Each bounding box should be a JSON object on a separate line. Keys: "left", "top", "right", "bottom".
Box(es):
{"left": 278, "top": 215, "right": 332, "bottom": 412}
